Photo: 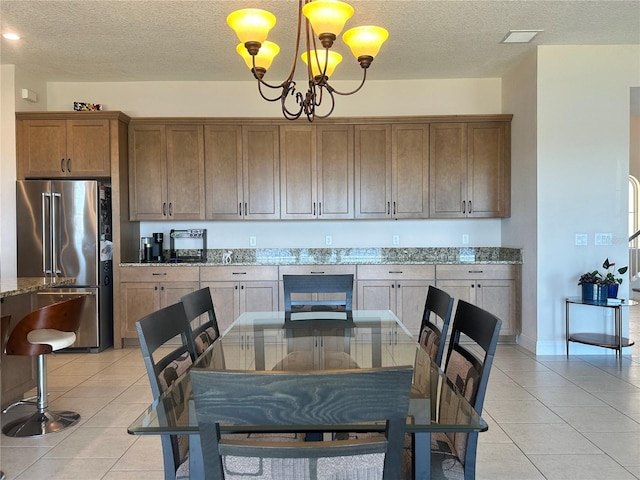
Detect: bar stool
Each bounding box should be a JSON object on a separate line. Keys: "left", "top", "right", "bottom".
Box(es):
{"left": 2, "top": 295, "right": 85, "bottom": 437}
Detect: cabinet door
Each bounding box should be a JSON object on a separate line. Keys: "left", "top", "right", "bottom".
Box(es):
{"left": 159, "top": 281, "right": 199, "bottom": 309}
{"left": 20, "top": 119, "right": 68, "bottom": 177}
{"left": 475, "top": 279, "right": 516, "bottom": 335}
{"left": 467, "top": 122, "right": 509, "bottom": 218}
{"left": 166, "top": 125, "right": 205, "bottom": 219}
{"left": 354, "top": 125, "right": 392, "bottom": 218}
{"left": 317, "top": 125, "right": 354, "bottom": 219}
{"left": 204, "top": 125, "right": 243, "bottom": 219}
{"left": 396, "top": 280, "right": 432, "bottom": 337}
{"left": 202, "top": 281, "right": 240, "bottom": 334}
{"left": 129, "top": 124, "right": 167, "bottom": 220}
{"left": 434, "top": 279, "right": 474, "bottom": 314}
{"left": 243, "top": 126, "right": 280, "bottom": 219}
{"left": 357, "top": 280, "right": 396, "bottom": 311}
{"left": 280, "top": 125, "right": 317, "bottom": 219}
{"left": 392, "top": 124, "right": 429, "bottom": 219}
{"left": 240, "top": 281, "right": 279, "bottom": 314}
{"left": 120, "top": 282, "right": 160, "bottom": 339}
{"left": 66, "top": 119, "right": 110, "bottom": 177}
{"left": 429, "top": 123, "right": 467, "bottom": 218}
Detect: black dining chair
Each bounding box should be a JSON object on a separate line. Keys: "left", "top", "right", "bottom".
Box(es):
{"left": 418, "top": 286, "right": 454, "bottom": 368}
{"left": 136, "top": 302, "right": 198, "bottom": 480}
{"left": 180, "top": 287, "right": 221, "bottom": 358}
{"left": 191, "top": 366, "right": 413, "bottom": 480}
{"left": 414, "top": 300, "right": 501, "bottom": 480}
{"left": 283, "top": 274, "right": 354, "bottom": 313}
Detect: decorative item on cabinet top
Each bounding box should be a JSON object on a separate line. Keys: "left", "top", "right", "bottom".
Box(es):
{"left": 168, "top": 229, "right": 207, "bottom": 263}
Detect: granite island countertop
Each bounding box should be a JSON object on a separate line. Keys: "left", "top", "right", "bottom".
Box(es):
{"left": 0, "top": 277, "right": 77, "bottom": 299}
{"left": 120, "top": 247, "right": 522, "bottom": 267}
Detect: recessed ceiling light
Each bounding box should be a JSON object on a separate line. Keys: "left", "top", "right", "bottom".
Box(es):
{"left": 501, "top": 30, "right": 543, "bottom": 44}
{"left": 2, "top": 33, "right": 21, "bottom": 40}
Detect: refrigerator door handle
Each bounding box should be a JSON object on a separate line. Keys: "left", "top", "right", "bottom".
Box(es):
{"left": 52, "top": 192, "right": 62, "bottom": 274}
{"left": 42, "top": 192, "right": 51, "bottom": 274}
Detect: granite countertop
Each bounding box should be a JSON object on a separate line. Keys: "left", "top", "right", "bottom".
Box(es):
{"left": 120, "top": 247, "right": 522, "bottom": 267}
{"left": 0, "top": 277, "right": 77, "bottom": 299}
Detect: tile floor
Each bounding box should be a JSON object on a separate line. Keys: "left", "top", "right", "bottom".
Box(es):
{"left": 1, "top": 308, "right": 639, "bottom": 480}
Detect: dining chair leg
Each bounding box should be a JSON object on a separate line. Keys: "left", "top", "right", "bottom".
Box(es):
{"left": 414, "top": 432, "right": 431, "bottom": 478}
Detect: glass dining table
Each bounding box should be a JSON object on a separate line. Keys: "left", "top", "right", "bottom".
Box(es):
{"left": 128, "top": 310, "right": 488, "bottom": 479}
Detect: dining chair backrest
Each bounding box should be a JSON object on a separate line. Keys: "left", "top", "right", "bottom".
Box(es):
{"left": 180, "top": 287, "right": 221, "bottom": 357}
{"left": 191, "top": 366, "right": 413, "bottom": 480}
{"left": 283, "top": 274, "right": 354, "bottom": 313}
{"left": 136, "top": 302, "right": 197, "bottom": 480}
{"left": 418, "top": 286, "right": 454, "bottom": 367}
{"left": 432, "top": 300, "right": 501, "bottom": 480}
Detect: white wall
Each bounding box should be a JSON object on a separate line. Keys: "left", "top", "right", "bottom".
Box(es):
{"left": 501, "top": 50, "right": 539, "bottom": 352}
{"left": 44, "top": 78, "right": 504, "bottom": 251}
{"left": 535, "top": 45, "right": 640, "bottom": 354}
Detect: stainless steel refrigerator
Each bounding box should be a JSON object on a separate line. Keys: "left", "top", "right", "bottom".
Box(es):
{"left": 16, "top": 180, "right": 113, "bottom": 352}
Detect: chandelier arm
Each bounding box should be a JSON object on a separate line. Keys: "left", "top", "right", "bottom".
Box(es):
{"left": 277, "top": 0, "right": 306, "bottom": 85}
{"left": 280, "top": 88, "right": 305, "bottom": 120}
{"left": 311, "top": 87, "right": 336, "bottom": 120}
{"left": 327, "top": 68, "right": 369, "bottom": 96}
{"left": 255, "top": 76, "right": 290, "bottom": 102}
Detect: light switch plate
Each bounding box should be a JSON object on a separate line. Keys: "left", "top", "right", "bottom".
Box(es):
{"left": 249, "top": 236, "right": 256, "bottom": 246}
{"left": 575, "top": 234, "right": 588, "bottom": 246}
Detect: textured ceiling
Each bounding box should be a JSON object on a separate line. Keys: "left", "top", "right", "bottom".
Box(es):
{"left": 1, "top": 0, "right": 639, "bottom": 85}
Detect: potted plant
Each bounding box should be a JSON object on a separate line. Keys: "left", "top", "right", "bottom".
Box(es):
{"left": 601, "top": 258, "right": 628, "bottom": 298}
{"left": 578, "top": 270, "right": 607, "bottom": 302}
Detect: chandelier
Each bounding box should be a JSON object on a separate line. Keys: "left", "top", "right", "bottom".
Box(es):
{"left": 227, "top": 0, "right": 388, "bottom": 122}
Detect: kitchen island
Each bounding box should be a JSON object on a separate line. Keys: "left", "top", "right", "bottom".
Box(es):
{"left": 1, "top": 276, "right": 76, "bottom": 408}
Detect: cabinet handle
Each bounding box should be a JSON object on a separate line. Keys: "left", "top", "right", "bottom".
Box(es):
{"left": 241, "top": 285, "right": 244, "bottom": 290}
{"left": 244, "top": 203, "right": 248, "bottom": 217}
{"left": 160, "top": 286, "right": 165, "bottom": 291}
{"left": 397, "top": 283, "right": 401, "bottom": 289}
{"left": 162, "top": 202, "right": 167, "bottom": 216}
{"left": 67, "top": 158, "right": 71, "bottom": 173}
{"left": 168, "top": 203, "right": 173, "bottom": 216}
{"left": 235, "top": 285, "right": 238, "bottom": 290}
{"left": 391, "top": 283, "right": 395, "bottom": 289}
{"left": 387, "top": 201, "right": 390, "bottom": 215}
{"left": 468, "top": 200, "right": 472, "bottom": 213}
{"left": 318, "top": 202, "right": 322, "bottom": 216}
{"left": 477, "top": 284, "right": 481, "bottom": 288}
{"left": 388, "top": 271, "right": 403, "bottom": 274}
{"left": 154, "top": 286, "right": 158, "bottom": 291}
{"left": 310, "top": 271, "right": 325, "bottom": 274}
{"left": 313, "top": 202, "right": 316, "bottom": 216}
{"left": 152, "top": 272, "right": 167, "bottom": 276}
{"left": 462, "top": 200, "right": 466, "bottom": 214}
{"left": 393, "top": 201, "right": 396, "bottom": 215}
{"left": 239, "top": 203, "right": 242, "bottom": 216}
{"left": 468, "top": 270, "right": 483, "bottom": 274}
{"left": 471, "top": 284, "right": 475, "bottom": 288}
{"left": 60, "top": 158, "right": 65, "bottom": 173}
{"left": 232, "top": 272, "right": 247, "bottom": 275}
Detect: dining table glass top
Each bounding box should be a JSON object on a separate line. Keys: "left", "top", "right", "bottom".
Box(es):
{"left": 128, "top": 310, "right": 487, "bottom": 435}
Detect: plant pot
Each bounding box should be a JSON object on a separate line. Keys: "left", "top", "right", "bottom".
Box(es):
{"left": 607, "top": 284, "right": 619, "bottom": 298}
{"left": 581, "top": 284, "right": 608, "bottom": 302}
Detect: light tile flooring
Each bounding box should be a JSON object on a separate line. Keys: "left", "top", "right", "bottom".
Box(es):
{"left": 1, "top": 309, "right": 639, "bottom": 480}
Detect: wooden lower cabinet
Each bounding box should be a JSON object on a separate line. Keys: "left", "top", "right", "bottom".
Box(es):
{"left": 356, "top": 265, "right": 436, "bottom": 337}
{"left": 119, "top": 266, "right": 199, "bottom": 341}
{"left": 200, "top": 266, "right": 279, "bottom": 333}
{"left": 435, "top": 264, "right": 519, "bottom": 337}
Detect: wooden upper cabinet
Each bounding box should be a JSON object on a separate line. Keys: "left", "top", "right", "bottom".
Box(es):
{"left": 355, "top": 124, "right": 428, "bottom": 219}
{"left": 392, "top": 124, "right": 429, "bottom": 219}
{"left": 467, "top": 122, "right": 510, "bottom": 218}
{"left": 19, "top": 118, "right": 110, "bottom": 178}
{"left": 430, "top": 121, "right": 510, "bottom": 218}
{"left": 242, "top": 125, "right": 280, "bottom": 220}
{"left": 129, "top": 123, "right": 204, "bottom": 220}
{"left": 280, "top": 124, "right": 353, "bottom": 220}
{"left": 204, "top": 125, "right": 243, "bottom": 220}
{"left": 354, "top": 124, "right": 392, "bottom": 218}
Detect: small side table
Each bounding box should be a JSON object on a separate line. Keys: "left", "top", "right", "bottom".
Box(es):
{"left": 565, "top": 297, "right": 636, "bottom": 367}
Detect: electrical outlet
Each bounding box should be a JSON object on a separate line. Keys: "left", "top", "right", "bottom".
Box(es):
{"left": 595, "top": 233, "right": 612, "bottom": 245}
{"left": 575, "top": 233, "right": 588, "bottom": 246}
{"left": 392, "top": 235, "right": 400, "bottom": 245}
{"left": 325, "top": 235, "right": 332, "bottom": 246}
{"left": 249, "top": 236, "right": 256, "bottom": 246}
{"left": 462, "top": 234, "right": 469, "bottom": 245}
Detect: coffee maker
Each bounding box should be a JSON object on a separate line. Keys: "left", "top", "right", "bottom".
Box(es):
{"left": 152, "top": 232, "right": 164, "bottom": 262}
{"left": 140, "top": 237, "right": 153, "bottom": 262}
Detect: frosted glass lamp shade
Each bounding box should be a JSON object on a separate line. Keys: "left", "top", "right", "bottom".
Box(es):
{"left": 301, "top": 49, "right": 342, "bottom": 78}
{"left": 302, "top": 0, "right": 354, "bottom": 36}
{"left": 237, "top": 41, "right": 280, "bottom": 71}
{"left": 227, "top": 9, "right": 276, "bottom": 44}
{"left": 342, "top": 26, "right": 389, "bottom": 59}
